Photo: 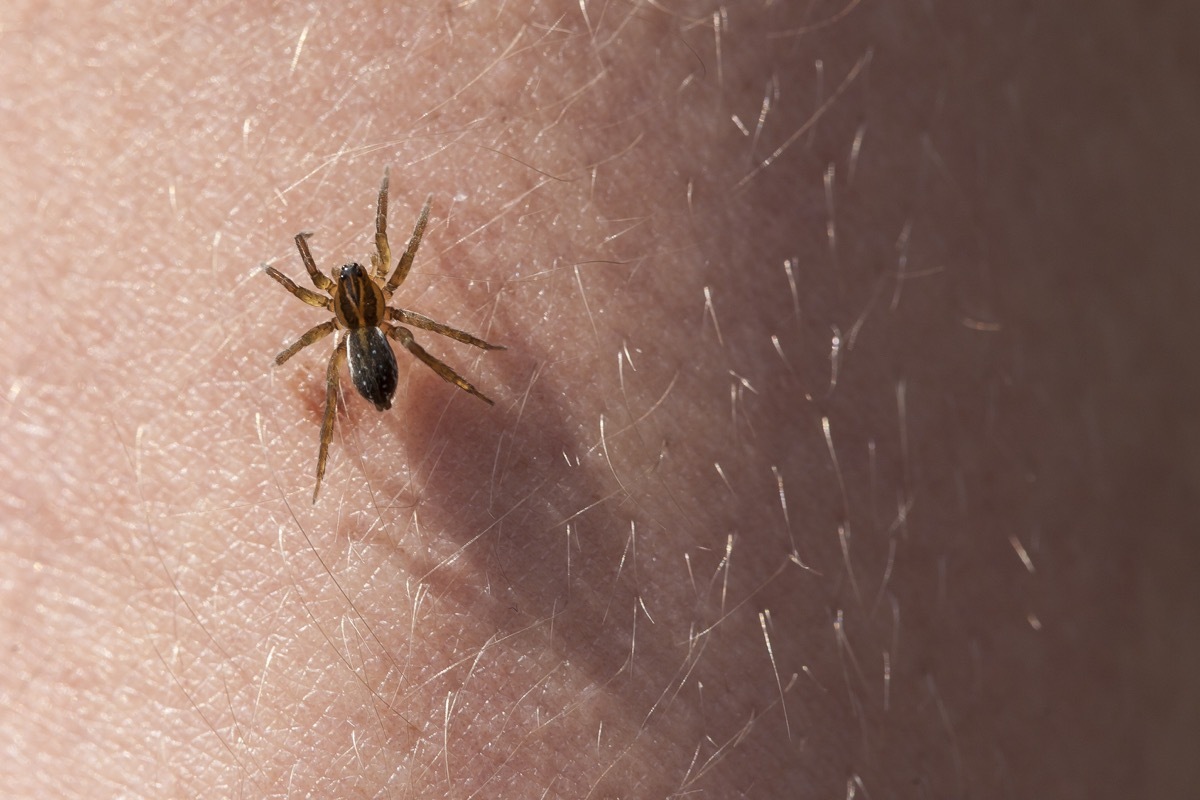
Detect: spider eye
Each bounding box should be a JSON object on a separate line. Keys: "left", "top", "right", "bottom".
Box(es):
{"left": 339, "top": 262, "right": 367, "bottom": 281}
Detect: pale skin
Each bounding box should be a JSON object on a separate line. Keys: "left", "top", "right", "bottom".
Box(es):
{"left": 0, "top": 2, "right": 1197, "bottom": 798}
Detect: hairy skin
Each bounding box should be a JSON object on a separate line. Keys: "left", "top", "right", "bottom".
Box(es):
{"left": 0, "top": 1, "right": 1196, "bottom": 797}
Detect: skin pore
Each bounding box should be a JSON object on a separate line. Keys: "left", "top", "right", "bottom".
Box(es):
{"left": 1, "top": 0, "right": 1197, "bottom": 797}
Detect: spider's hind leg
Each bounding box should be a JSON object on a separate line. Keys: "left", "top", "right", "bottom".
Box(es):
{"left": 313, "top": 336, "right": 348, "bottom": 503}
{"left": 389, "top": 308, "right": 504, "bottom": 351}
{"left": 387, "top": 324, "right": 494, "bottom": 406}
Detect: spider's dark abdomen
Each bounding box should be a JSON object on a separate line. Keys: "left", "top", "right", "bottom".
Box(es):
{"left": 346, "top": 327, "right": 398, "bottom": 411}
{"left": 333, "top": 262, "right": 386, "bottom": 329}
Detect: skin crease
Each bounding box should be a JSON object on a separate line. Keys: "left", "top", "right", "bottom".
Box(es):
{"left": 0, "top": 0, "right": 1197, "bottom": 797}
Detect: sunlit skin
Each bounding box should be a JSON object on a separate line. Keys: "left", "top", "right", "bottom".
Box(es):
{"left": 264, "top": 170, "right": 504, "bottom": 502}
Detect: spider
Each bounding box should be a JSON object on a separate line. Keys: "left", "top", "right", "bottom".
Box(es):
{"left": 265, "top": 170, "right": 503, "bottom": 502}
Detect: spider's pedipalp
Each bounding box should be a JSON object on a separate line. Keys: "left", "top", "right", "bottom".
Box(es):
{"left": 294, "top": 232, "right": 334, "bottom": 292}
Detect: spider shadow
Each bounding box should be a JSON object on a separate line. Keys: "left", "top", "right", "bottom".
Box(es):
{"left": 348, "top": 346, "right": 684, "bottom": 722}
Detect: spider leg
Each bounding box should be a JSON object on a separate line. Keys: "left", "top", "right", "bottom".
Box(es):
{"left": 274, "top": 319, "right": 336, "bottom": 365}
{"left": 313, "top": 335, "right": 348, "bottom": 503}
{"left": 386, "top": 324, "right": 495, "bottom": 405}
{"left": 264, "top": 265, "right": 330, "bottom": 308}
{"left": 372, "top": 169, "right": 391, "bottom": 281}
{"left": 294, "top": 232, "right": 334, "bottom": 292}
{"left": 384, "top": 195, "right": 432, "bottom": 296}
{"left": 389, "top": 308, "right": 505, "bottom": 350}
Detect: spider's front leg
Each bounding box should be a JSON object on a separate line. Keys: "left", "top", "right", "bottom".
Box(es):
{"left": 264, "top": 265, "right": 330, "bottom": 309}
{"left": 313, "top": 336, "right": 348, "bottom": 503}
{"left": 384, "top": 195, "right": 432, "bottom": 297}
{"left": 371, "top": 170, "right": 391, "bottom": 281}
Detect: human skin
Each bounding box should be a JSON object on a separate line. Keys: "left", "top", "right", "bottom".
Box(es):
{"left": 1, "top": 0, "right": 1197, "bottom": 797}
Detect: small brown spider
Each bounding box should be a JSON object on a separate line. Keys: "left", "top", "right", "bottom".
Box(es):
{"left": 265, "top": 170, "right": 503, "bottom": 502}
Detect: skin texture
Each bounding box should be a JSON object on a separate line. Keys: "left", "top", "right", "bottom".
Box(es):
{"left": 0, "top": 1, "right": 1197, "bottom": 797}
